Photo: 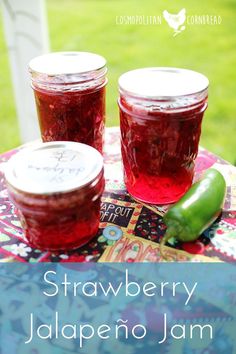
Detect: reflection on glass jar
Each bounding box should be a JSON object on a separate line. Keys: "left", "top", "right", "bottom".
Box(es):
{"left": 118, "top": 68, "right": 208, "bottom": 204}
{"left": 5, "top": 142, "right": 105, "bottom": 251}
{"left": 29, "top": 52, "right": 107, "bottom": 154}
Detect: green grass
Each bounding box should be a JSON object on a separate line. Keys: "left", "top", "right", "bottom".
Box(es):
{"left": 0, "top": 0, "right": 236, "bottom": 163}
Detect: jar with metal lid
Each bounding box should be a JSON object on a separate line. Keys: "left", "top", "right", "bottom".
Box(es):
{"left": 5, "top": 142, "right": 105, "bottom": 251}
{"left": 29, "top": 52, "right": 107, "bottom": 154}
{"left": 118, "top": 67, "right": 209, "bottom": 204}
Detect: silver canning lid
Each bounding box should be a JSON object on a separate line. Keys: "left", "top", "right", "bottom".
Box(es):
{"left": 119, "top": 67, "right": 209, "bottom": 99}
{"left": 29, "top": 52, "right": 107, "bottom": 76}
{"left": 5, "top": 142, "right": 104, "bottom": 195}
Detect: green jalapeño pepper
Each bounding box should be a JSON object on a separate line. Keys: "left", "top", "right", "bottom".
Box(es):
{"left": 160, "top": 168, "right": 226, "bottom": 259}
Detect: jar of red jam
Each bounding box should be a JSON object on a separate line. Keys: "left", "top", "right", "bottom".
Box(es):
{"left": 5, "top": 142, "right": 105, "bottom": 251}
{"left": 29, "top": 52, "right": 107, "bottom": 154}
{"left": 118, "top": 67, "right": 209, "bottom": 204}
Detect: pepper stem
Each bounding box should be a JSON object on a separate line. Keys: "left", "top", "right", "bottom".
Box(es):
{"left": 160, "top": 226, "right": 177, "bottom": 261}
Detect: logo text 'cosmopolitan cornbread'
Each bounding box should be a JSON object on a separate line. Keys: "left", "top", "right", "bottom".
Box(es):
{"left": 116, "top": 8, "right": 222, "bottom": 37}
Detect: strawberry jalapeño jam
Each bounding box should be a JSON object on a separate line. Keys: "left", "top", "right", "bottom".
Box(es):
{"left": 118, "top": 68, "right": 209, "bottom": 204}
{"left": 29, "top": 52, "right": 107, "bottom": 154}
{"left": 5, "top": 142, "right": 104, "bottom": 251}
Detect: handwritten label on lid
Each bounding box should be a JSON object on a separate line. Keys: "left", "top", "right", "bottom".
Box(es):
{"left": 5, "top": 142, "right": 103, "bottom": 195}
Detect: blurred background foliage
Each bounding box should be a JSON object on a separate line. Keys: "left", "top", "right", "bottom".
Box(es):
{"left": 0, "top": 0, "right": 236, "bottom": 163}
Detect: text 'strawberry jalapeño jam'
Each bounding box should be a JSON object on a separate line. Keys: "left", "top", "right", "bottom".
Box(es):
{"left": 29, "top": 52, "right": 107, "bottom": 153}
{"left": 118, "top": 68, "right": 209, "bottom": 204}
{"left": 5, "top": 142, "right": 105, "bottom": 251}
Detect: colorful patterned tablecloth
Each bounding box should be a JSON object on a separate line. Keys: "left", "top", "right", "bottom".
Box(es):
{"left": 0, "top": 127, "right": 236, "bottom": 263}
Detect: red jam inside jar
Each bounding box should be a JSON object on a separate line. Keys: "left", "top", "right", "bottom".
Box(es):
{"left": 5, "top": 142, "right": 105, "bottom": 251}
{"left": 118, "top": 68, "right": 209, "bottom": 204}
{"left": 29, "top": 52, "right": 107, "bottom": 154}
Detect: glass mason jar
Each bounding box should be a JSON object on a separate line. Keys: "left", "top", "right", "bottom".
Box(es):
{"left": 29, "top": 52, "right": 107, "bottom": 154}
{"left": 118, "top": 67, "right": 209, "bottom": 204}
{"left": 5, "top": 142, "right": 104, "bottom": 251}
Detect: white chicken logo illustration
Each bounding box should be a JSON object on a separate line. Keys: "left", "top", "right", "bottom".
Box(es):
{"left": 163, "top": 8, "right": 186, "bottom": 36}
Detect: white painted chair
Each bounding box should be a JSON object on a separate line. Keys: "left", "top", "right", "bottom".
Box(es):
{"left": 1, "top": 0, "right": 49, "bottom": 142}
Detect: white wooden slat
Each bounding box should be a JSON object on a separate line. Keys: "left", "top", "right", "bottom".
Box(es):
{"left": 1, "top": 0, "right": 50, "bottom": 143}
